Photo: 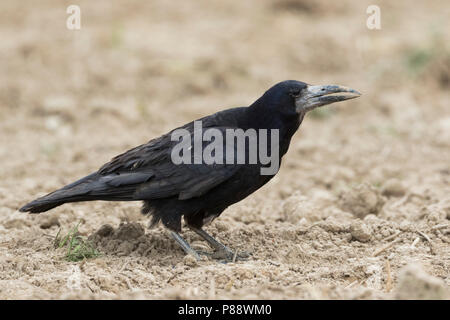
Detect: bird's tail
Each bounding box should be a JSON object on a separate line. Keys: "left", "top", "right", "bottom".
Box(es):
{"left": 19, "top": 170, "right": 151, "bottom": 213}
{"left": 19, "top": 173, "right": 102, "bottom": 213}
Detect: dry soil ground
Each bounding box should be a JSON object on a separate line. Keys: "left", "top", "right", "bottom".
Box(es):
{"left": 0, "top": 0, "right": 449, "bottom": 299}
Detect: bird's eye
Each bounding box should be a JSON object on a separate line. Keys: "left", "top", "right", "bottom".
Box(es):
{"left": 290, "top": 89, "right": 301, "bottom": 97}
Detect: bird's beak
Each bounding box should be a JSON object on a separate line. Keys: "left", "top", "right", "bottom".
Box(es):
{"left": 296, "top": 84, "right": 361, "bottom": 113}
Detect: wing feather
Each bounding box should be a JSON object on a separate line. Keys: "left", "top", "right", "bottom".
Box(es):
{"left": 97, "top": 125, "right": 242, "bottom": 201}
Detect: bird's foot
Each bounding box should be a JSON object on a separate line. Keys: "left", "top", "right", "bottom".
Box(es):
{"left": 196, "top": 247, "right": 250, "bottom": 262}
{"left": 187, "top": 226, "right": 251, "bottom": 262}
{"left": 210, "top": 246, "right": 251, "bottom": 262}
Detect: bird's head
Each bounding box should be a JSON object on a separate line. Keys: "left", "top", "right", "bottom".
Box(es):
{"left": 259, "top": 80, "right": 361, "bottom": 116}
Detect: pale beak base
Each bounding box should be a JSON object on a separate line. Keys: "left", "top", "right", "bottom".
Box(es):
{"left": 296, "top": 84, "right": 361, "bottom": 113}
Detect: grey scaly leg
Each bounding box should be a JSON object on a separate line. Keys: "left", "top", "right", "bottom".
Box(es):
{"left": 170, "top": 231, "right": 200, "bottom": 260}
{"left": 189, "top": 226, "right": 249, "bottom": 261}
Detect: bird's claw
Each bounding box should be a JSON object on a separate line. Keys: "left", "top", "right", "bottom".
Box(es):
{"left": 211, "top": 247, "right": 251, "bottom": 262}
{"left": 195, "top": 247, "right": 250, "bottom": 262}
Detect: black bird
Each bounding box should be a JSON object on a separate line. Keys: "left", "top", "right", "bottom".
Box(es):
{"left": 20, "top": 80, "right": 360, "bottom": 260}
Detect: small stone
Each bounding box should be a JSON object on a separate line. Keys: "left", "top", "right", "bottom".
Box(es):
{"left": 350, "top": 220, "right": 372, "bottom": 242}
{"left": 395, "top": 263, "right": 449, "bottom": 300}
{"left": 381, "top": 179, "right": 406, "bottom": 197}
{"left": 183, "top": 254, "right": 198, "bottom": 267}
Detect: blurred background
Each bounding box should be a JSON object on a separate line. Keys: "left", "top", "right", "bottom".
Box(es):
{"left": 0, "top": 0, "right": 448, "bottom": 299}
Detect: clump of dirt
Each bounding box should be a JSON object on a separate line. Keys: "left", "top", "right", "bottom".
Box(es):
{"left": 394, "top": 263, "right": 449, "bottom": 300}
{"left": 381, "top": 179, "right": 407, "bottom": 198}
{"left": 339, "top": 184, "right": 384, "bottom": 218}
{"left": 89, "top": 223, "right": 148, "bottom": 257}
{"left": 39, "top": 216, "right": 60, "bottom": 229}
{"left": 281, "top": 191, "right": 320, "bottom": 223}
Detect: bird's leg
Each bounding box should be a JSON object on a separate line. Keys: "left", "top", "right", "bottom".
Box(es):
{"left": 188, "top": 226, "right": 249, "bottom": 261}
{"left": 170, "top": 231, "right": 201, "bottom": 260}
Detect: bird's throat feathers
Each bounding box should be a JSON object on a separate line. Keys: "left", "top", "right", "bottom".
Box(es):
{"left": 247, "top": 100, "right": 303, "bottom": 141}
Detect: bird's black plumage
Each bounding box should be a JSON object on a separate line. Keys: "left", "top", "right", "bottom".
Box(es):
{"left": 20, "top": 80, "right": 360, "bottom": 256}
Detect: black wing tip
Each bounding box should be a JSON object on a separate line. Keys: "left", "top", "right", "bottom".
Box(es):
{"left": 18, "top": 202, "right": 32, "bottom": 212}
{"left": 18, "top": 203, "right": 39, "bottom": 213}
{"left": 18, "top": 200, "right": 61, "bottom": 213}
